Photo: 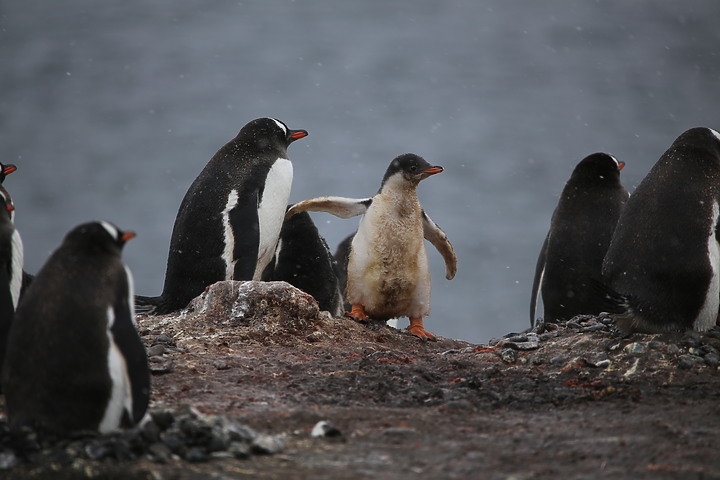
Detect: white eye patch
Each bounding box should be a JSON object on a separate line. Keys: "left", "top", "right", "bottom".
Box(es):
{"left": 271, "top": 118, "right": 287, "bottom": 136}
{"left": 100, "top": 221, "right": 119, "bottom": 241}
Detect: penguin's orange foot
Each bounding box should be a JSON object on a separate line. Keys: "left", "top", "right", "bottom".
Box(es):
{"left": 407, "top": 317, "right": 437, "bottom": 341}
{"left": 347, "top": 304, "right": 368, "bottom": 321}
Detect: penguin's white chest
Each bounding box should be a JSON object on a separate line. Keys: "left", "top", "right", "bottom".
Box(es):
{"left": 254, "top": 158, "right": 293, "bottom": 279}
{"left": 98, "top": 307, "right": 133, "bottom": 434}
{"left": 9, "top": 229, "right": 23, "bottom": 309}
{"left": 695, "top": 200, "right": 720, "bottom": 331}
{"left": 347, "top": 194, "right": 430, "bottom": 318}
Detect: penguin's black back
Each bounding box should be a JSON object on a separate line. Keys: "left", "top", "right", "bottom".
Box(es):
{"left": 263, "top": 210, "right": 344, "bottom": 316}
{"left": 534, "top": 153, "right": 628, "bottom": 324}
{"left": 2, "top": 222, "right": 149, "bottom": 434}
{"left": 603, "top": 128, "right": 720, "bottom": 329}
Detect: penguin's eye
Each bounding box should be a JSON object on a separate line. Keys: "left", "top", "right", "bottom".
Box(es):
{"left": 409, "top": 165, "right": 418, "bottom": 172}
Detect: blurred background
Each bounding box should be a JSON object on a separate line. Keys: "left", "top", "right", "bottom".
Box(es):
{"left": 1, "top": 1, "right": 719, "bottom": 343}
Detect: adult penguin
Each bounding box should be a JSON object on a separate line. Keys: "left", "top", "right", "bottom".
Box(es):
{"left": 602, "top": 127, "right": 720, "bottom": 333}
{"left": 136, "top": 118, "right": 308, "bottom": 314}
{"left": 530, "top": 153, "right": 628, "bottom": 327}
{"left": 286, "top": 153, "right": 457, "bottom": 341}
{"left": 2, "top": 221, "right": 150, "bottom": 434}
{"left": 262, "top": 209, "right": 344, "bottom": 317}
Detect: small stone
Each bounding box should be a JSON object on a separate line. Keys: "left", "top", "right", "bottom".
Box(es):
{"left": 380, "top": 427, "right": 417, "bottom": 442}
{"left": 688, "top": 347, "right": 704, "bottom": 357}
{"left": 648, "top": 341, "right": 665, "bottom": 349}
{"left": 623, "top": 342, "right": 646, "bottom": 355}
{"left": 141, "top": 419, "right": 162, "bottom": 443}
{"left": 213, "top": 360, "right": 230, "bottom": 371}
{"left": 550, "top": 354, "right": 568, "bottom": 364}
{"left": 704, "top": 352, "right": 720, "bottom": 367}
{"left": 581, "top": 325, "right": 605, "bottom": 333}
{"left": 605, "top": 340, "right": 622, "bottom": 352}
{"left": 680, "top": 333, "right": 702, "bottom": 348}
{"left": 0, "top": 451, "right": 19, "bottom": 470}
{"left": 667, "top": 344, "right": 681, "bottom": 355}
{"left": 84, "top": 440, "right": 111, "bottom": 460}
{"left": 161, "top": 432, "right": 185, "bottom": 453}
{"left": 228, "top": 441, "right": 251, "bottom": 459}
{"left": 148, "top": 443, "right": 172, "bottom": 463}
{"left": 149, "top": 357, "right": 174, "bottom": 374}
{"left": 311, "top": 421, "right": 342, "bottom": 439}
{"left": 440, "top": 349, "right": 461, "bottom": 355}
{"left": 678, "top": 356, "right": 696, "bottom": 370}
{"left": 147, "top": 344, "right": 166, "bottom": 356}
{"left": 500, "top": 348, "right": 516, "bottom": 363}
{"left": 251, "top": 434, "right": 286, "bottom": 455}
{"left": 566, "top": 321, "right": 582, "bottom": 329}
{"left": 506, "top": 334, "right": 528, "bottom": 343}
{"left": 154, "top": 334, "right": 173, "bottom": 344}
{"left": 593, "top": 359, "right": 611, "bottom": 369}
{"left": 151, "top": 411, "right": 176, "bottom": 430}
{"left": 184, "top": 446, "right": 208, "bottom": 463}
{"left": 600, "top": 316, "right": 614, "bottom": 325}
{"left": 701, "top": 345, "right": 719, "bottom": 356}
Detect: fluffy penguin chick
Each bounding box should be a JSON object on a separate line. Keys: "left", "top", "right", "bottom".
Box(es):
{"left": 2, "top": 221, "right": 150, "bottom": 435}
{"left": 286, "top": 153, "right": 457, "bottom": 340}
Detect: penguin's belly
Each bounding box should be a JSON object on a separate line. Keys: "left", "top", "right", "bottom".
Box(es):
{"left": 98, "top": 307, "right": 133, "bottom": 433}
{"left": 253, "top": 158, "right": 293, "bottom": 279}
{"left": 694, "top": 201, "right": 720, "bottom": 331}
{"left": 347, "top": 210, "right": 430, "bottom": 319}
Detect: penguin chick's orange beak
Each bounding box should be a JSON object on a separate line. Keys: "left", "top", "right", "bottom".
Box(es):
{"left": 421, "top": 166, "right": 444, "bottom": 175}
{"left": 121, "top": 231, "right": 136, "bottom": 242}
{"left": 289, "top": 130, "right": 308, "bottom": 140}
{"left": 5, "top": 204, "right": 14, "bottom": 213}
{"left": 617, "top": 161, "right": 626, "bottom": 171}
{"left": 3, "top": 165, "right": 17, "bottom": 175}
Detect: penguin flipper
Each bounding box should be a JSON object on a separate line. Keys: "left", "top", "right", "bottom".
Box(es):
{"left": 112, "top": 298, "right": 150, "bottom": 425}
{"left": 286, "top": 196, "right": 372, "bottom": 219}
{"left": 530, "top": 234, "right": 549, "bottom": 328}
{"left": 421, "top": 211, "right": 457, "bottom": 280}
{"left": 229, "top": 195, "right": 261, "bottom": 280}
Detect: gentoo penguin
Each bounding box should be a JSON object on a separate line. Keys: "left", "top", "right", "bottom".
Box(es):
{"left": 262, "top": 209, "right": 344, "bottom": 317}
{"left": 2, "top": 221, "right": 150, "bottom": 434}
{"left": 136, "top": 118, "right": 308, "bottom": 314}
{"left": 286, "top": 153, "right": 457, "bottom": 340}
{"left": 333, "top": 232, "right": 355, "bottom": 311}
{"left": 0, "top": 164, "right": 23, "bottom": 391}
{"left": 529, "top": 153, "right": 628, "bottom": 327}
{"left": 601, "top": 127, "right": 720, "bottom": 334}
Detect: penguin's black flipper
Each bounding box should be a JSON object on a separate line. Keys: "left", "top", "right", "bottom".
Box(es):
{"left": 286, "top": 196, "right": 373, "bottom": 219}
{"left": 530, "top": 233, "right": 549, "bottom": 328}
{"left": 112, "top": 292, "right": 150, "bottom": 425}
{"left": 228, "top": 192, "right": 260, "bottom": 280}
{"left": 134, "top": 295, "right": 161, "bottom": 314}
{"left": 421, "top": 210, "right": 457, "bottom": 280}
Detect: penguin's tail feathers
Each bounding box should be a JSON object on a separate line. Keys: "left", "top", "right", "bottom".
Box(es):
{"left": 134, "top": 295, "right": 161, "bottom": 315}
{"left": 589, "top": 279, "right": 632, "bottom": 315}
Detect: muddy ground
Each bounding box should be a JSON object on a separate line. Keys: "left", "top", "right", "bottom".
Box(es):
{"left": 3, "top": 281, "right": 720, "bottom": 479}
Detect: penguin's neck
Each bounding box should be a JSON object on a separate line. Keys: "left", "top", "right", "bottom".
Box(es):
{"left": 377, "top": 177, "right": 421, "bottom": 217}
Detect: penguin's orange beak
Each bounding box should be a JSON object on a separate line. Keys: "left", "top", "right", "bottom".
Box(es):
{"left": 617, "top": 161, "right": 625, "bottom": 171}
{"left": 5, "top": 204, "right": 14, "bottom": 213}
{"left": 2, "top": 165, "right": 17, "bottom": 175}
{"left": 121, "top": 231, "right": 136, "bottom": 242}
{"left": 289, "top": 130, "right": 308, "bottom": 140}
{"left": 421, "top": 166, "right": 444, "bottom": 175}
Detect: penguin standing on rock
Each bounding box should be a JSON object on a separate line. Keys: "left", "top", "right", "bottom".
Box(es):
{"left": 136, "top": 118, "right": 308, "bottom": 314}
{"left": 2, "top": 221, "right": 150, "bottom": 434}
{"left": 0, "top": 162, "right": 23, "bottom": 388}
{"left": 530, "top": 153, "right": 628, "bottom": 327}
{"left": 286, "top": 153, "right": 457, "bottom": 341}
{"left": 602, "top": 127, "right": 720, "bottom": 334}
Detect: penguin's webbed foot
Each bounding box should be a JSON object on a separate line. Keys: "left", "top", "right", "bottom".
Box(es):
{"left": 407, "top": 317, "right": 437, "bottom": 342}
{"left": 347, "top": 304, "right": 368, "bottom": 321}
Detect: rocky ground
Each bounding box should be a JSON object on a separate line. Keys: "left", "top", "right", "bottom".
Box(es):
{"left": 1, "top": 280, "right": 720, "bottom": 479}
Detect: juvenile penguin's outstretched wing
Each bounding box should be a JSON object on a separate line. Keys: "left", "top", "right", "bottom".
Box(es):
{"left": 529, "top": 234, "right": 549, "bottom": 328}
{"left": 421, "top": 211, "right": 457, "bottom": 280}
{"left": 286, "top": 196, "right": 373, "bottom": 219}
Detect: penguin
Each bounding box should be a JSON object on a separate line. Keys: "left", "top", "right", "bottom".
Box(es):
{"left": 0, "top": 162, "right": 23, "bottom": 392}
{"left": 286, "top": 153, "right": 457, "bottom": 340}
{"left": 333, "top": 232, "right": 355, "bottom": 312}
{"left": 601, "top": 127, "right": 720, "bottom": 334}
{"left": 262, "top": 208, "right": 344, "bottom": 317}
{"left": 2, "top": 221, "right": 150, "bottom": 434}
{"left": 529, "top": 153, "right": 628, "bottom": 327}
{"left": 136, "top": 118, "right": 308, "bottom": 314}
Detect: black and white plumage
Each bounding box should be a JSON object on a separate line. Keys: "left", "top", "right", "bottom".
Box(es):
{"left": 262, "top": 209, "right": 344, "bottom": 317}
{"left": 2, "top": 221, "right": 150, "bottom": 434}
{"left": 136, "top": 117, "right": 308, "bottom": 314}
{"left": 0, "top": 162, "right": 23, "bottom": 390}
{"left": 529, "top": 153, "right": 628, "bottom": 327}
{"left": 286, "top": 153, "right": 457, "bottom": 340}
{"left": 602, "top": 127, "right": 720, "bottom": 333}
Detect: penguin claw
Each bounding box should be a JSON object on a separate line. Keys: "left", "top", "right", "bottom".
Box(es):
{"left": 406, "top": 323, "right": 437, "bottom": 342}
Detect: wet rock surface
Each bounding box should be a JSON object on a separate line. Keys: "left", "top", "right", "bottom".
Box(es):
{"left": 2, "top": 281, "right": 720, "bottom": 479}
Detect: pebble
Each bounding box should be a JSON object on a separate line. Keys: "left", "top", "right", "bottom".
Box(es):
{"left": 605, "top": 340, "right": 621, "bottom": 352}
{"left": 623, "top": 343, "right": 646, "bottom": 355}
{"left": 704, "top": 352, "right": 720, "bottom": 367}
{"left": 500, "top": 348, "right": 516, "bottom": 364}
{"left": 251, "top": 434, "right": 286, "bottom": 455}
{"left": 146, "top": 344, "right": 166, "bottom": 357}
{"left": 311, "top": 421, "right": 342, "bottom": 439}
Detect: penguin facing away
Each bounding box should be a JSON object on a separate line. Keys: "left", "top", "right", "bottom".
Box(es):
{"left": 136, "top": 118, "right": 308, "bottom": 314}
{"left": 530, "top": 153, "right": 628, "bottom": 327}
{"left": 2, "top": 221, "right": 150, "bottom": 434}
{"left": 0, "top": 164, "right": 24, "bottom": 389}
{"left": 286, "top": 153, "right": 457, "bottom": 341}
{"left": 262, "top": 208, "right": 344, "bottom": 317}
{"left": 601, "top": 127, "right": 720, "bottom": 334}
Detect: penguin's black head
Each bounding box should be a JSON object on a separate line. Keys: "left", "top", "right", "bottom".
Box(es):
{"left": 0, "top": 163, "right": 17, "bottom": 184}
{"left": 571, "top": 153, "right": 624, "bottom": 184}
{"left": 64, "top": 221, "right": 135, "bottom": 254}
{"left": 380, "top": 153, "right": 444, "bottom": 189}
{"left": 237, "top": 118, "right": 308, "bottom": 152}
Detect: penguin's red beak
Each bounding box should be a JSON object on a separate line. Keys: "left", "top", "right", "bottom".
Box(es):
{"left": 5, "top": 204, "right": 14, "bottom": 213}
{"left": 289, "top": 130, "right": 308, "bottom": 141}
{"left": 2, "top": 165, "right": 17, "bottom": 175}
{"left": 617, "top": 161, "right": 625, "bottom": 171}
{"left": 121, "top": 231, "right": 136, "bottom": 242}
{"left": 421, "top": 166, "right": 444, "bottom": 175}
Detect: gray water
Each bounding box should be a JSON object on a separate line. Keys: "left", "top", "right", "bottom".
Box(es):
{"left": 1, "top": 1, "right": 719, "bottom": 343}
